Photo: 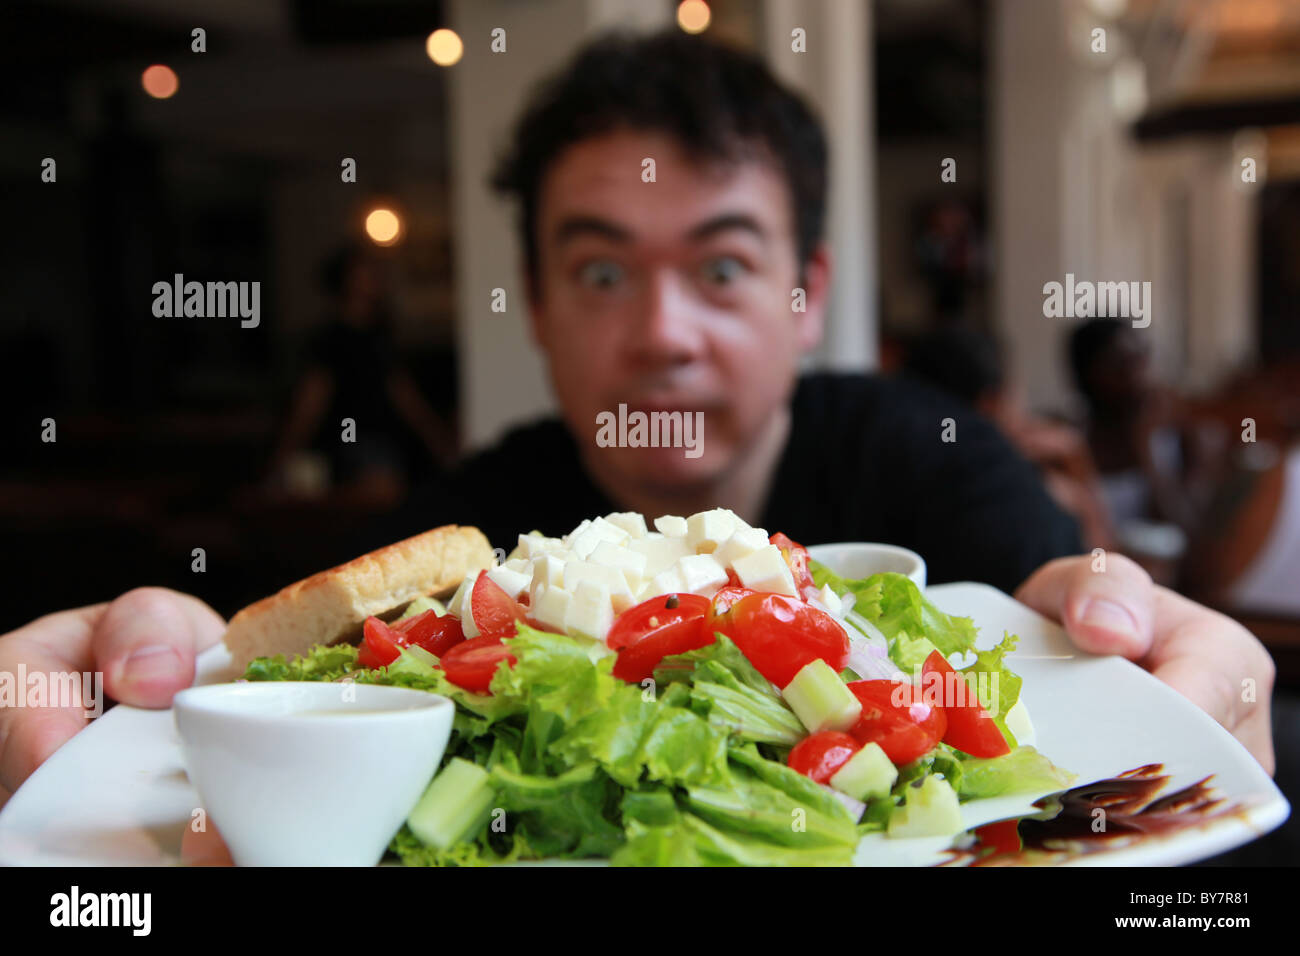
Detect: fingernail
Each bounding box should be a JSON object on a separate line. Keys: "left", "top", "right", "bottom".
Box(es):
{"left": 124, "top": 644, "right": 181, "bottom": 683}
{"left": 1079, "top": 599, "right": 1139, "bottom": 643}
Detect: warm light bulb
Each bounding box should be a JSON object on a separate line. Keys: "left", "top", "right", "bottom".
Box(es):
{"left": 365, "top": 208, "right": 402, "bottom": 246}
{"left": 426, "top": 28, "right": 464, "bottom": 66}
{"left": 141, "top": 64, "right": 179, "bottom": 99}
{"left": 677, "top": 0, "right": 711, "bottom": 34}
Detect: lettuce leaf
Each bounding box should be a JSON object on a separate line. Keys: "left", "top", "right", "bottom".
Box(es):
{"left": 242, "top": 643, "right": 359, "bottom": 682}
{"left": 243, "top": 624, "right": 861, "bottom": 865}
{"left": 955, "top": 746, "right": 1076, "bottom": 799}
{"left": 959, "top": 631, "right": 1023, "bottom": 744}
{"left": 810, "top": 565, "right": 978, "bottom": 658}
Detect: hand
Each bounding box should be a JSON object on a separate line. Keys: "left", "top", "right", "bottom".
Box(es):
{"left": 1015, "top": 554, "right": 1276, "bottom": 775}
{"left": 0, "top": 588, "right": 225, "bottom": 805}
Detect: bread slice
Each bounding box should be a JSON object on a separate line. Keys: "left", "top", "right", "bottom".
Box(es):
{"left": 223, "top": 524, "right": 494, "bottom": 671}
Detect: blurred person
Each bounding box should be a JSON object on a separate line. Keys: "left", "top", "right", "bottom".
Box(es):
{"left": 1180, "top": 361, "right": 1300, "bottom": 614}
{"left": 914, "top": 199, "right": 986, "bottom": 325}
{"left": 1068, "top": 318, "right": 1223, "bottom": 537}
{"left": 904, "top": 327, "right": 1116, "bottom": 552}
{"left": 0, "top": 32, "right": 1276, "bottom": 804}
{"left": 262, "top": 244, "right": 458, "bottom": 502}
{"left": 1182, "top": 438, "right": 1300, "bottom": 617}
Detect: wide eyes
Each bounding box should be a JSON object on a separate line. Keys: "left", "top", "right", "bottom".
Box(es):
{"left": 578, "top": 259, "right": 625, "bottom": 289}
{"left": 700, "top": 255, "right": 747, "bottom": 285}
{"left": 573, "top": 255, "right": 750, "bottom": 293}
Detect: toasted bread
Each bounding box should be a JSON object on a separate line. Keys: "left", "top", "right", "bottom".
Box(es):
{"left": 222, "top": 524, "right": 494, "bottom": 671}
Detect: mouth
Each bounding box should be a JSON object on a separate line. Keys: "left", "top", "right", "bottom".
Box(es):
{"left": 617, "top": 396, "right": 722, "bottom": 417}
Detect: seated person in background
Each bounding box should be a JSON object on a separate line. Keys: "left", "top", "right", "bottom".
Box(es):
{"left": 903, "top": 327, "right": 1116, "bottom": 552}
{"left": 1213, "top": 441, "right": 1300, "bottom": 616}
{"left": 1181, "top": 373, "right": 1300, "bottom": 613}
{"left": 1068, "top": 318, "right": 1223, "bottom": 538}
{"left": 262, "top": 244, "right": 458, "bottom": 503}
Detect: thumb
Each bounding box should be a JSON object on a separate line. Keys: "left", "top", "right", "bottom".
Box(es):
{"left": 95, "top": 588, "right": 226, "bottom": 708}
{"left": 1014, "top": 553, "right": 1156, "bottom": 659}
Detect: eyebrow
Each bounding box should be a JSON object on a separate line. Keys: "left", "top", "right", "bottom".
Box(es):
{"left": 551, "top": 211, "right": 769, "bottom": 247}
{"left": 687, "top": 212, "right": 768, "bottom": 244}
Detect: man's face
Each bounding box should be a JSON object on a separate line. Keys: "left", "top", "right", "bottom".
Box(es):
{"left": 528, "top": 128, "right": 828, "bottom": 496}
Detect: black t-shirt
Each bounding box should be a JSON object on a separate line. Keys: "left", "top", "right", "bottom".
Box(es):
{"left": 355, "top": 373, "right": 1082, "bottom": 594}
{"left": 303, "top": 320, "right": 409, "bottom": 477}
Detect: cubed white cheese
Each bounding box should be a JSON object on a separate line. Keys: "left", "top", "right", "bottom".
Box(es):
{"left": 563, "top": 559, "right": 634, "bottom": 613}
{"left": 686, "top": 508, "right": 740, "bottom": 553}
{"left": 531, "top": 552, "right": 566, "bottom": 587}
{"left": 645, "top": 567, "right": 688, "bottom": 599}
{"left": 565, "top": 580, "right": 614, "bottom": 641}
{"left": 653, "top": 514, "right": 688, "bottom": 537}
{"left": 503, "top": 557, "right": 532, "bottom": 574}
{"left": 627, "top": 534, "right": 692, "bottom": 577}
{"left": 732, "top": 545, "right": 798, "bottom": 596}
{"left": 515, "top": 532, "right": 565, "bottom": 560}
{"left": 531, "top": 585, "right": 572, "bottom": 632}
{"left": 486, "top": 564, "right": 531, "bottom": 600}
{"left": 674, "top": 553, "right": 729, "bottom": 598}
{"left": 590, "top": 539, "right": 649, "bottom": 593}
{"left": 603, "top": 512, "right": 648, "bottom": 538}
{"left": 568, "top": 516, "right": 630, "bottom": 559}
{"left": 712, "top": 526, "right": 772, "bottom": 569}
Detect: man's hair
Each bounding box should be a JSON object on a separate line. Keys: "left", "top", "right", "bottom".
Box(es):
{"left": 904, "top": 327, "right": 1005, "bottom": 405}
{"left": 1068, "top": 318, "right": 1128, "bottom": 399}
{"left": 490, "top": 30, "right": 829, "bottom": 289}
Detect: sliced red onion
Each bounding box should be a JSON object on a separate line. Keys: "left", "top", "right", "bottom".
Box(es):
{"left": 820, "top": 783, "right": 866, "bottom": 822}
{"left": 845, "top": 642, "right": 898, "bottom": 681}
{"left": 846, "top": 611, "right": 889, "bottom": 648}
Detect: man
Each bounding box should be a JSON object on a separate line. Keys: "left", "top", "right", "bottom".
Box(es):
{"left": 0, "top": 32, "right": 1275, "bottom": 805}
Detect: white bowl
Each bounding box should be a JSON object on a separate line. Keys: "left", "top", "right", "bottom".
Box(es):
{"left": 172, "top": 681, "right": 453, "bottom": 866}
{"left": 806, "top": 542, "right": 926, "bottom": 588}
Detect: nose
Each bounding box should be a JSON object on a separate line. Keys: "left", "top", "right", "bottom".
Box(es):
{"left": 625, "top": 268, "right": 707, "bottom": 369}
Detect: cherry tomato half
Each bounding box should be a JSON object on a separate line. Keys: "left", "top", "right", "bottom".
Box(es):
{"left": 788, "top": 731, "right": 861, "bottom": 784}
{"left": 707, "top": 585, "right": 757, "bottom": 624}
{"left": 606, "top": 593, "right": 710, "bottom": 650}
{"left": 440, "top": 636, "right": 517, "bottom": 694}
{"left": 470, "top": 571, "right": 527, "bottom": 640}
{"left": 611, "top": 594, "right": 714, "bottom": 683}
{"left": 711, "top": 591, "right": 849, "bottom": 688}
{"left": 357, "top": 616, "right": 403, "bottom": 669}
{"left": 846, "top": 679, "right": 947, "bottom": 766}
{"left": 394, "top": 609, "right": 466, "bottom": 658}
{"left": 973, "top": 819, "right": 1022, "bottom": 860}
{"left": 770, "top": 532, "right": 815, "bottom": 591}
{"left": 920, "top": 651, "right": 1011, "bottom": 758}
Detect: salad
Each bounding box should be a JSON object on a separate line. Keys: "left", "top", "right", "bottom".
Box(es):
{"left": 245, "top": 509, "right": 1073, "bottom": 865}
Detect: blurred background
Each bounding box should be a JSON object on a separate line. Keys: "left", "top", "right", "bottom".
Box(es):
{"left": 1, "top": 0, "right": 1297, "bottom": 860}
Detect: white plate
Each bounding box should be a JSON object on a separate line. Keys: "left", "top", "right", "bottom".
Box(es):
{"left": 0, "top": 582, "right": 1288, "bottom": 866}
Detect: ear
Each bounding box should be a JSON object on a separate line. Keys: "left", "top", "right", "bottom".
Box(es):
{"left": 794, "top": 241, "right": 832, "bottom": 352}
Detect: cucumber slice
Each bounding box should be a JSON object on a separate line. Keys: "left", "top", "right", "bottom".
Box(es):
{"left": 396, "top": 595, "right": 447, "bottom": 622}
{"left": 886, "top": 775, "right": 963, "bottom": 839}
{"left": 783, "top": 659, "right": 862, "bottom": 733}
{"left": 406, "top": 758, "right": 496, "bottom": 850}
{"left": 829, "top": 742, "right": 897, "bottom": 802}
{"left": 1004, "top": 698, "right": 1034, "bottom": 747}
